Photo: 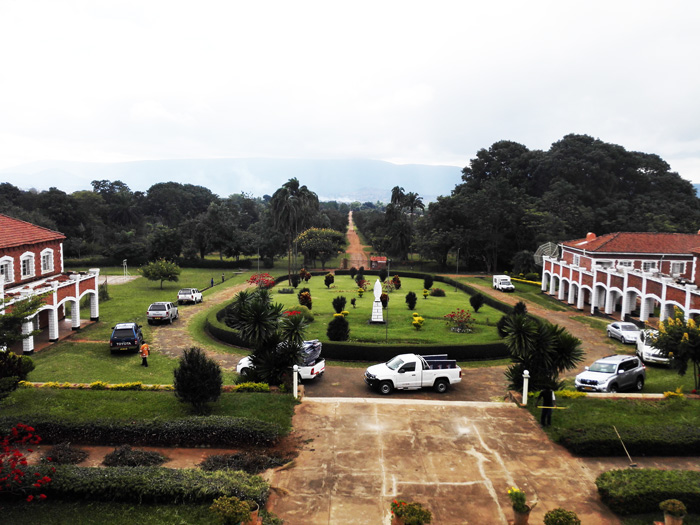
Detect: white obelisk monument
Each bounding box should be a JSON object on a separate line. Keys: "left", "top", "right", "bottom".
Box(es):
{"left": 370, "top": 278, "right": 384, "bottom": 323}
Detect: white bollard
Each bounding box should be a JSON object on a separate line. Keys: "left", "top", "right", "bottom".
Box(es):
{"left": 522, "top": 369, "right": 530, "bottom": 406}
{"left": 293, "top": 365, "right": 299, "bottom": 399}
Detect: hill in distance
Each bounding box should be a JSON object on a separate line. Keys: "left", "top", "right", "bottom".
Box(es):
{"left": 0, "top": 158, "right": 463, "bottom": 203}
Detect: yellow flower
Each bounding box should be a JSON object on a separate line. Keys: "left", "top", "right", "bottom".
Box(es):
{"left": 682, "top": 332, "right": 689, "bottom": 342}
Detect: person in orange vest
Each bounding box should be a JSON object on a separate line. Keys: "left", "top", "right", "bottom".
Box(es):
{"left": 140, "top": 342, "right": 150, "bottom": 367}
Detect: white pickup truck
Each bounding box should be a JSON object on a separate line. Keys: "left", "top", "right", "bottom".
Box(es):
{"left": 364, "top": 354, "right": 462, "bottom": 395}
{"left": 493, "top": 275, "right": 515, "bottom": 292}
{"left": 237, "top": 340, "right": 325, "bottom": 381}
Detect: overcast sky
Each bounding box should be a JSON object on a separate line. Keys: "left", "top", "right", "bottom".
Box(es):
{"left": 1, "top": 1, "right": 699, "bottom": 182}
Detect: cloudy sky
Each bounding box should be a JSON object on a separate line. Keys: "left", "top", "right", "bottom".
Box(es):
{"left": 1, "top": 1, "right": 699, "bottom": 181}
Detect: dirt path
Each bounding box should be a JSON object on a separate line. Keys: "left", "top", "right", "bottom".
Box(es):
{"left": 454, "top": 276, "right": 622, "bottom": 377}
{"left": 345, "top": 211, "right": 368, "bottom": 269}
{"left": 150, "top": 281, "right": 254, "bottom": 369}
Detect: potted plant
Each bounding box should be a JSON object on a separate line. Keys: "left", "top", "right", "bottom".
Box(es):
{"left": 390, "top": 499, "right": 432, "bottom": 525}
{"left": 544, "top": 507, "right": 581, "bottom": 525}
{"left": 507, "top": 487, "right": 537, "bottom": 525}
{"left": 209, "top": 495, "right": 252, "bottom": 525}
{"left": 660, "top": 499, "right": 686, "bottom": 525}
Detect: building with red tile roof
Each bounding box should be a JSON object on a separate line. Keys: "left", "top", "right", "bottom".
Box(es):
{"left": 542, "top": 231, "right": 700, "bottom": 322}
{"left": 0, "top": 214, "right": 100, "bottom": 354}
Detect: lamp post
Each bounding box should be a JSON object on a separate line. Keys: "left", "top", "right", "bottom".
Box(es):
{"left": 522, "top": 370, "right": 530, "bottom": 406}
{"left": 456, "top": 248, "right": 460, "bottom": 275}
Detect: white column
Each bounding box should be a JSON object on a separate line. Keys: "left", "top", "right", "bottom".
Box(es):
{"left": 90, "top": 269, "right": 100, "bottom": 320}
{"left": 22, "top": 319, "right": 34, "bottom": 354}
{"left": 604, "top": 289, "right": 615, "bottom": 314}
{"left": 71, "top": 299, "right": 81, "bottom": 330}
{"left": 577, "top": 287, "right": 586, "bottom": 310}
{"left": 522, "top": 370, "right": 530, "bottom": 406}
{"left": 48, "top": 308, "right": 59, "bottom": 341}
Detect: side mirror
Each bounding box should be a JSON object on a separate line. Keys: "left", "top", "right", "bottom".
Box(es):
{"left": 138, "top": 325, "right": 143, "bottom": 329}
{"left": 584, "top": 366, "right": 589, "bottom": 371}
{"left": 398, "top": 369, "right": 405, "bottom": 374}
{"left": 617, "top": 370, "right": 624, "bottom": 374}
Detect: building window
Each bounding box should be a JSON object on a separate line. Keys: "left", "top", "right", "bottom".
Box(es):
{"left": 572, "top": 254, "right": 580, "bottom": 266}
{"left": 617, "top": 261, "right": 632, "bottom": 268}
{"left": 0, "top": 256, "right": 14, "bottom": 284}
{"left": 642, "top": 261, "right": 657, "bottom": 272}
{"left": 41, "top": 248, "right": 54, "bottom": 274}
{"left": 20, "top": 252, "right": 35, "bottom": 279}
{"left": 671, "top": 262, "right": 685, "bottom": 276}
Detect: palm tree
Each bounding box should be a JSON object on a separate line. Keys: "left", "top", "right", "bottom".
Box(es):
{"left": 270, "top": 178, "right": 319, "bottom": 282}
{"left": 390, "top": 186, "right": 405, "bottom": 208}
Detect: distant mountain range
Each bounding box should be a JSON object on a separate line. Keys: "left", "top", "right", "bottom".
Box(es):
{"left": 0, "top": 158, "right": 464, "bottom": 203}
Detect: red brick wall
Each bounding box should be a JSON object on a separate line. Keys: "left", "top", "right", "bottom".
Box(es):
{"left": 0, "top": 240, "right": 63, "bottom": 287}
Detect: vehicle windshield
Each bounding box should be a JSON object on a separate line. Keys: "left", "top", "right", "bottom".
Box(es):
{"left": 589, "top": 362, "right": 617, "bottom": 373}
{"left": 386, "top": 357, "right": 405, "bottom": 370}
{"left": 149, "top": 304, "right": 166, "bottom": 311}
{"left": 179, "top": 289, "right": 192, "bottom": 294}
{"left": 113, "top": 329, "right": 134, "bottom": 338}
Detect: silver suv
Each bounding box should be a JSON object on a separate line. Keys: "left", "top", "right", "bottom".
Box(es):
{"left": 147, "top": 301, "right": 179, "bottom": 325}
{"left": 574, "top": 355, "right": 645, "bottom": 393}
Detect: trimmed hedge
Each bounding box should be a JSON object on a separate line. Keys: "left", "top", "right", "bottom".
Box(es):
{"left": 556, "top": 424, "right": 700, "bottom": 457}
{"left": 596, "top": 469, "right": 700, "bottom": 515}
{"left": 207, "top": 271, "right": 511, "bottom": 361}
{"left": 0, "top": 416, "right": 281, "bottom": 447}
{"left": 36, "top": 464, "right": 269, "bottom": 505}
{"left": 64, "top": 257, "right": 255, "bottom": 270}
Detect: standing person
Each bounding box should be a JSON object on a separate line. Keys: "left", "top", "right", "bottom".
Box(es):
{"left": 210, "top": 277, "right": 214, "bottom": 288}
{"left": 221, "top": 273, "right": 225, "bottom": 283}
{"left": 537, "top": 386, "right": 556, "bottom": 426}
{"left": 140, "top": 342, "right": 150, "bottom": 367}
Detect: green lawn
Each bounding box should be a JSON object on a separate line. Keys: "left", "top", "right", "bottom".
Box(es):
{"left": 1, "top": 389, "right": 296, "bottom": 432}
{"left": 457, "top": 276, "right": 570, "bottom": 312}
{"left": 275, "top": 275, "right": 502, "bottom": 344}
{"left": 26, "top": 268, "right": 253, "bottom": 384}
{"left": 526, "top": 396, "right": 700, "bottom": 441}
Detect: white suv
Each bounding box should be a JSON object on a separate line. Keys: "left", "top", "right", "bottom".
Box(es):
{"left": 177, "top": 288, "right": 203, "bottom": 305}
{"left": 147, "top": 302, "right": 179, "bottom": 325}
{"left": 575, "top": 355, "right": 646, "bottom": 393}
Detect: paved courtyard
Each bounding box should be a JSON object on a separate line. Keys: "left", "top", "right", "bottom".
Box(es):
{"left": 268, "top": 397, "right": 620, "bottom": 524}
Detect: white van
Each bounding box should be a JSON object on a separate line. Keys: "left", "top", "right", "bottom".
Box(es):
{"left": 493, "top": 275, "right": 515, "bottom": 292}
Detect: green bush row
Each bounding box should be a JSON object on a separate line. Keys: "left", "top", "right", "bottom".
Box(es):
{"left": 36, "top": 464, "right": 269, "bottom": 505}
{"left": 556, "top": 424, "right": 700, "bottom": 456}
{"left": 64, "top": 257, "right": 255, "bottom": 270}
{"left": 596, "top": 469, "right": 700, "bottom": 515}
{"left": 0, "top": 416, "right": 281, "bottom": 447}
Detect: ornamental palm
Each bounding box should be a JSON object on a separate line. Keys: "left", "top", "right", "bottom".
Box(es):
{"left": 236, "top": 299, "right": 284, "bottom": 350}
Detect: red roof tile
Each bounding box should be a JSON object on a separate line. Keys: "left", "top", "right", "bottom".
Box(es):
{"left": 0, "top": 214, "right": 65, "bottom": 249}
{"left": 563, "top": 232, "right": 700, "bottom": 254}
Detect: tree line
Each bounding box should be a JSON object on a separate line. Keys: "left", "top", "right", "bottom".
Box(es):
{"left": 353, "top": 134, "right": 700, "bottom": 273}
{"left": 0, "top": 179, "right": 350, "bottom": 268}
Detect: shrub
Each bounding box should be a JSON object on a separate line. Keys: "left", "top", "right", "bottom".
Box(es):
{"left": 429, "top": 287, "right": 445, "bottom": 297}
{"left": 37, "top": 464, "right": 269, "bottom": 505}
{"left": 1, "top": 423, "right": 52, "bottom": 501}
{"left": 405, "top": 291, "right": 417, "bottom": 310}
{"left": 324, "top": 273, "right": 335, "bottom": 288}
{"left": 173, "top": 347, "right": 223, "bottom": 415}
{"left": 277, "top": 287, "right": 294, "bottom": 294}
{"left": 543, "top": 508, "right": 581, "bottom": 525}
{"left": 524, "top": 272, "right": 540, "bottom": 282}
{"left": 103, "top": 445, "right": 168, "bottom": 467}
{"left": 200, "top": 451, "right": 285, "bottom": 474}
{"left": 392, "top": 275, "right": 401, "bottom": 290}
{"left": 42, "top": 442, "right": 88, "bottom": 465}
{"left": 297, "top": 287, "right": 310, "bottom": 301}
{"left": 470, "top": 293, "right": 485, "bottom": 312}
{"left": 349, "top": 267, "right": 357, "bottom": 280}
{"left": 89, "top": 381, "right": 109, "bottom": 390}
{"left": 380, "top": 292, "right": 389, "bottom": 308}
{"left": 210, "top": 495, "right": 252, "bottom": 524}
{"left": 350, "top": 298, "right": 356, "bottom": 309}
{"left": 0, "top": 416, "right": 282, "bottom": 448}
{"left": 660, "top": 499, "right": 687, "bottom": 517}
{"left": 412, "top": 314, "right": 424, "bottom": 330}
{"left": 231, "top": 382, "right": 271, "bottom": 393}
{"left": 290, "top": 274, "right": 301, "bottom": 288}
{"left": 246, "top": 273, "right": 275, "bottom": 289}
{"left": 596, "top": 469, "right": 700, "bottom": 515}
{"left": 298, "top": 291, "right": 312, "bottom": 310}
{"left": 332, "top": 295, "right": 347, "bottom": 313}
{"left": 0, "top": 352, "right": 35, "bottom": 400}
{"left": 327, "top": 316, "right": 350, "bottom": 341}
{"left": 423, "top": 275, "right": 434, "bottom": 290}
{"left": 391, "top": 500, "right": 432, "bottom": 525}
{"left": 299, "top": 268, "right": 311, "bottom": 282}
{"left": 379, "top": 268, "right": 388, "bottom": 282}
{"left": 291, "top": 305, "right": 314, "bottom": 322}
{"left": 444, "top": 309, "right": 475, "bottom": 333}
{"left": 356, "top": 277, "right": 368, "bottom": 289}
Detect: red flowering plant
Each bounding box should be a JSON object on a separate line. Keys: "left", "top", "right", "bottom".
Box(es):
{"left": 444, "top": 309, "right": 475, "bottom": 333}
{"left": 247, "top": 273, "right": 276, "bottom": 289}
{"left": 283, "top": 310, "right": 302, "bottom": 317}
{"left": 391, "top": 499, "right": 432, "bottom": 524}
{"left": 299, "top": 268, "right": 312, "bottom": 282}
{"left": 0, "top": 423, "right": 52, "bottom": 501}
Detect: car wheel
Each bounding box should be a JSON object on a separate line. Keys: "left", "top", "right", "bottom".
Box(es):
{"left": 434, "top": 379, "right": 449, "bottom": 394}
{"left": 147, "top": 320, "right": 153, "bottom": 325}
{"left": 607, "top": 331, "right": 612, "bottom": 338}
{"left": 168, "top": 316, "right": 173, "bottom": 324}
{"left": 239, "top": 367, "right": 251, "bottom": 378}
{"left": 635, "top": 377, "right": 644, "bottom": 391}
{"left": 608, "top": 383, "right": 618, "bottom": 393}
{"left": 379, "top": 381, "right": 393, "bottom": 395}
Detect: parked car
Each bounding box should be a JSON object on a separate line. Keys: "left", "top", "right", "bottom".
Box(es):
{"left": 364, "top": 353, "right": 462, "bottom": 394}
{"left": 606, "top": 321, "right": 641, "bottom": 344}
{"left": 146, "top": 302, "right": 179, "bottom": 325}
{"left": 237, "top": 340, "right": 325, "bottom": 381}
{"left": 177, "top": 288, "right": 202, "bottom": 305}
{"left": 492, "top": 275, "right": 515, "bottom": 292}
{"left": 574, "top": 355, "right": 646, "bottom": 393}
{"left": 109, "top": 322, "right": 144, "bottom": 353}
{"left": 636, "top": 329, "right": 672, "bottom": 366}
